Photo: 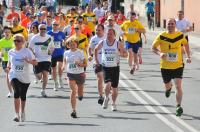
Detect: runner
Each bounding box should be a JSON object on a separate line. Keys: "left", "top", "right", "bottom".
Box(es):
{"left": 29, "top": 24, "right": 54, "bottom": 97}
{"left": 6, "top": 34, "right": 37, "bottom": 122}
{"left": 62, "top": 37, "right": 87, "bottom": 118}
{"left": 47, "top": 20, "right": 66, "bottom": 90}
{"left": 121, "top": 12, "right": 146, "bottom": 74}
{"left": 0, "top": 26, "right": 14, "bottom": 97}
{"left": 70, "top": 24, "right": 89, "bottom": 71}
{"left": 145, "top": 0, "right": 155, "bottom": 28}
{"left": 94, "top": 28, "right": 127, "bottom": 111}
{"left": 88, "top": 24, "right": 105, "bottom": 105}
{"left": 11, "top": 17, "right": 28, "bottom": 41}
{"left": 151, "top": 18, "right": 191, "bottom": 116}
{"left": 176, "top": 10, "right": 193, "bottom": 41}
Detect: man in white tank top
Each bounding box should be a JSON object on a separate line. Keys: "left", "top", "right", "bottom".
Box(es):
{"left": 94, "top": 28, "right": 127, "bottom": 111}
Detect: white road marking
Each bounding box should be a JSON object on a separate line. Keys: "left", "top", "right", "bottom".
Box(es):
{"left": 120, "top": 72, "right": 199, "bottom": 132}
{"left": 119, "top": 80, "right": 184, "bottom": 132}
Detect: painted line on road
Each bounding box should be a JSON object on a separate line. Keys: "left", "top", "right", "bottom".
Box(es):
{"left": 120, "top": 72, "right": 199, "bottom": 132}
{"left": 119, "top": 80, "right": 184, "bottom": 132}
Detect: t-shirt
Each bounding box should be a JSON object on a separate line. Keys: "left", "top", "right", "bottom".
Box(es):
{"left": 145, "top": 2, "right": 155, "bottom": 13}
{"left": 0, "top": 37, "right": 14, "bottom": 61}
{"left": 152, "top": 31, "right": 187, "bottom": 69}
{"left": 6, "top": 12, "right": 20, "bottom": 22}
{"left": 47, "top": 31, "right": 66, "bottom": 58}
{"left": 64, "top": 49, "right": 85, "bottom": 74}
{"left": 121, "top": 20, "right": 145, "bottom": 43}
{"left": 89, "top": 35, "right": 105, "bottom": 64}
{"left": 12, "top": 26, "right": 28, "bottom": 40}
{"left": 82, "top": 12, "right": 96, "bottom": 32}
{"left": 93, "top": 7, "right": 105, "bottom": 20}
{"left": 8, "top": 48, "right": 35, "bottom": 83}
{"left": 176, "top": 18, "right": 192, "bottom": 36}
{"left": 29, "top": 34, "right": 54, "bottom": 62}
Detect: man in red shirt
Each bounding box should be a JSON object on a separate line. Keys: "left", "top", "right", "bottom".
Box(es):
{"left": 6, "top": 7, "right": 20, "bottom": 25}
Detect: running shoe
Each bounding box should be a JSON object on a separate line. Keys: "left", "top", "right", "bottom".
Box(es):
{"left": 98, "top": 96, "right": 104, "bottom": 105}
{"left": 102, "top": 97, "right": 109, "bottom": 109}
{"left": 176, "top": 106, "right": 183, "bottom": 117}
{"left": 7, "top": 92, "right": 12, "bottom": 98}
{"left": 78, "top": 96, "right": 83, "bottom": 101}
{"left": 41, "top": 90, "right": 47, "bottom": 97}
{"left": 54, "top": 82, "right": 59, "bottom": 91}
{"left": 165, "top": 88, "right": 172, "bottom": 98}
{"left": 13, "top": 114, "right": 20, "bottom": 122}
{"left": 48, "top": 74, "right": 52, "bottom": 80}
{"left": 111, "top": 104, "right": 117, "bottom": 111}
{"left": 21, "top": 112, "right": 25, "bottom": 122}
{"left": 71, "top": 111, "right": 77, "bottom": 118}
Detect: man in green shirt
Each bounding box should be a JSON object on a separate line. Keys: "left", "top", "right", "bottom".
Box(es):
{"left": 0, "top": 26, "right": 14, "bottom": 97}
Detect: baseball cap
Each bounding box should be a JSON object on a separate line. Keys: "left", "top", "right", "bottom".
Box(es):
{"left": 36, "top": 12, "right": 43, "bottom": 17}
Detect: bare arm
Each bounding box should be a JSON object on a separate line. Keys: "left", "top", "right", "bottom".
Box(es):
{"left": 94, "top": 41, "right": 103, "bottom": 65}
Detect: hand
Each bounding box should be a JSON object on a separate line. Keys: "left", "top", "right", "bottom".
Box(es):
{"left": 88, "top": 56, "right": 93, "bottom": 62}
{"left": 5, "top": 67, "right": 10, "bottom": 73}
{"left": 160, "top": 52, "right": 167, "bottom": 59}
{"left": 186, "top": 57, "right": 191, "bottom": 63}
{"left": 61, "top": 66, "right": 65, "bottom": 72}
{"left": 32, "top": 59, "right": 38, "bottom": 65}
{"left": 24, "top": 57, "right": 30, "bottom": 63}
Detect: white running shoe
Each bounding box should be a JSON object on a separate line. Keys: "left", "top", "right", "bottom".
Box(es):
{"left": 54, "top": 82, "right": 59, "bottom": 91}
{"left": 102, "top": 97, "right": 109, "bottom": 109}
{"left": 6, "top": 92, "right": 12, "bottom": 98}
{"left": 48, "top": 75, "right": 52, "bottom": 80}
{"left": 13, "top": 114, "right": 20, "bottom": 122}
{"left": 111, "top": 104, "right": 117, "bottom": 111}
{"left": 41, "top": 90, "right": 47, "bottom": 97}
{"left": 21, "top": 112, "right": 25, "bottom": 122}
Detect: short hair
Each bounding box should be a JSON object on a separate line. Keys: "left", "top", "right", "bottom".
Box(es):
{"left": 3, "top": 26, "right": 12, "bottom": 32}
{"left": 178, "top": 10, "right": 184, "bottom": 14}
{"left": 107, "top": 28, "right": 116, "bottom": 36}
{"left": 167, "top": 18, "right": 176, "bottom": 24}
{"left": 97, "top": 24, "right": 104, "bottom": 30}
{"left": 13, "top": 34, "right": 25, "bottom": 43}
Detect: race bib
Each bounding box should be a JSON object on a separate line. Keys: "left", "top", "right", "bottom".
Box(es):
{"left": 15, "top": 65, "right": 24, "bottom": 72}
{"left": 87, "top": 17, "right": 93, "bottom": 22}
{"left": 3, "top": 48, "right": 11, "bottom": 52}
{"left": 54, "top": 41, "right": 61, "bottom": 48}
{"left": 128, "top": 28, "right": 135, "bottom": 34}
{"left": 69, "top": 63, "right": 78, "bottom": 70}
{"left": 106, "top": 57, "right": 114, "bottom": 62}
{"left": 40, "top": 45, "right": 48, "bottom": 52}
{"left": 167, "top": 53, "right": 178, "bottom": 62}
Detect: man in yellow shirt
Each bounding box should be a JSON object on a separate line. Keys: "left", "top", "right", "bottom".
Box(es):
{"left": 151, "top": 18, "right": 191, "bottom": 116}
{"left": 11, "top": 17, "right": 28, "bottom": 41}
{"left": 82, "top": 5, "right": 96, "bottom": 35}
{"left": 121, "top": 12, "right": 145, "bottom": 75}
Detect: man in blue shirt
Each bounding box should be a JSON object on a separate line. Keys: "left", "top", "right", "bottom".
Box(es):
{"left": 145, "top": 0, "right": 155, "bottom": 25}
{"left": 47, "top": 20, "right": 66, "bottom": 90}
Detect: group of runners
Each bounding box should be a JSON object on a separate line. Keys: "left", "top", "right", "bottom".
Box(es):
{"left": 0, "top": 0, "right": 193, "bottom": 121}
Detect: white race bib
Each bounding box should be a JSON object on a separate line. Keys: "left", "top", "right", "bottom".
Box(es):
{"left": 87, "top": 17, "right": 93, "bottom": 22}
{"left": 14, "top": 65, "right": 24, "bottom": 72}
{"left": 54, "top": 41, "right": 61, "bottom": 48}
{"left": 167, "top": 53, "right": 178, "bottom": 62}
{"left": 128, "top": 28, "right": 135, "bottom": 34}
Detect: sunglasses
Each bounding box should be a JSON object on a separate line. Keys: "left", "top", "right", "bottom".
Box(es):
{"left": 40, "top": 28, "right": 46, "bottom": 30}
{"left": 75, "top": 28, "right": 79, "bottom": 30}
{"left": 53, "top": 24, "right": 59, "bottom": 26}
{"left": 14, "top": 39, "right": 22, "bottom": 43}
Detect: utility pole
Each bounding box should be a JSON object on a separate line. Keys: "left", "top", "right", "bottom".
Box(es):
{"left": 181, "top": 0, "right": 184, "bottom": 11}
